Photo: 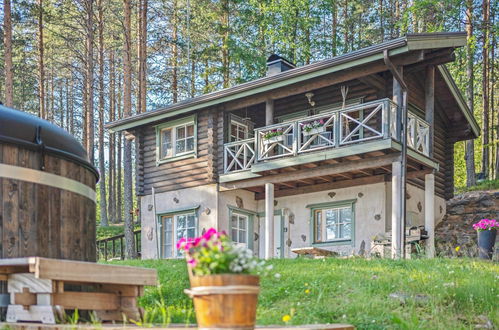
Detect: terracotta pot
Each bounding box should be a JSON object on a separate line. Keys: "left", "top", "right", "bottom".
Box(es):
{"left": 478, "top": 229, "right": 497, "bottom": 260}
{"left": 186, "top": 274, "right": 260, "bottom": 329}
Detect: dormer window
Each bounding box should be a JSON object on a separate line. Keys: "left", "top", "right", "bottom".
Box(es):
{"left": 156, "top": 115, "right": 197, "bottom": 164}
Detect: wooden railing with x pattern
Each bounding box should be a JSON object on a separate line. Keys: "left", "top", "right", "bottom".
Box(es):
{"left": 223, "top": 98, "right": 431, "bottom": 174}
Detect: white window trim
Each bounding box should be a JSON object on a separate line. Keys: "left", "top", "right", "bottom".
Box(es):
{"left": 230, "top": 211, "right": 250, "bottom": 246}
{"left": 307, "top": 200, "right": 356, "bottom": 247}
{"left": 230, "top": 120, "right": 249, "bottom": 142}
{"left": 159, "top": 211, "right": 198, "bottom": 259}
{"left": 155, "top": 115, "right": 197, "bottom": 165}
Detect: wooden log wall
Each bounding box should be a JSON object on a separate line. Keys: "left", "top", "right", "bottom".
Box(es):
{"left": 0, "top": 143, "right": 96, "bottom": 261}
{"left": 137, "top": 108, "right": 219, "bottom": 195}
{"left": 137, "top": 68, "right": 458, "bottom": 201}
{"left": 404, "top": 69, "right": 455, "bottom": 200}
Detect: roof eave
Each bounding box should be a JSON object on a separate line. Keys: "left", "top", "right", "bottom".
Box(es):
{"left": 107, "top": 33, "right": 468, "bottom": 133}
{"left": 437, "top": 65, "right": 480, "bottom": 139}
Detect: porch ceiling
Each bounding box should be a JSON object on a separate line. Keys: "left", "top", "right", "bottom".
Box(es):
{"left": 220, "top": 149, "right": 434, "bottom": 200}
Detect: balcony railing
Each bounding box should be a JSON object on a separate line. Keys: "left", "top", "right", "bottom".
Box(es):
{"left": 223, "top": 98, "right": 431, "bottom": 174}
{"left": 407, "top": 112, "right": 430, "bottom": 157}
{"left": 224, "top": 138, "right": 256, "bottom": 173}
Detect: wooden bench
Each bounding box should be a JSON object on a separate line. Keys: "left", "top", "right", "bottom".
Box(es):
{"left": 0, "top": 257, "right": 158, "bottom": 324}
{"left": 292, "top": 247, "right": 339, "bottom": 258}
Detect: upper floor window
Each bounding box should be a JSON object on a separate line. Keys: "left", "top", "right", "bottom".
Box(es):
{"left": 230, "top": 121, "right": 248, "bottom": 142}
{"left": 228, "top": 114, "right": 253, "bottom": 142}
{"left": 156, "top": 115, "right": 197, "bottom": 164}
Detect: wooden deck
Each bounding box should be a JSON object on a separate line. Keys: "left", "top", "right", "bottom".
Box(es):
{"left": 0, "top": 257, "right": 157, "bottom": 324}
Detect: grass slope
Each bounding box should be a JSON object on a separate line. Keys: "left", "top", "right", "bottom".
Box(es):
{"left": 115, "top": 258, "right": 498, "bottom": 329}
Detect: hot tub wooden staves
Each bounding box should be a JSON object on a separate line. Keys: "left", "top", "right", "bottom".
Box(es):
{"left": 0, "top": 105, "right": 98, "bottom": 262}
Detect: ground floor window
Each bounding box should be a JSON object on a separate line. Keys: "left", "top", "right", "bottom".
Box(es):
{"left": 231, "top": 212, "right": 249, "bottom": 246}
{"left": 160, "top": 212, "right": 197, "bottom": 258}
{"left": 309, "top": 201, "right": 355, "bottom": 244}
{"left": 228, "top": 207, "right": 255, "bottom": 250}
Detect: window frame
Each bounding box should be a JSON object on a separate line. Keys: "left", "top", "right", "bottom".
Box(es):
{"left": 158, "top": 205, "right": 200, "bottom": 259}
{"left": 307, "top": 199, "right": 356, "bottom": 247}
{"left": 230, "top": 120, "right": 249, "bottom": 142}
{"left": 155, "top": 115, "right": 197, "bottom": 165}
{"left": 228, "top": 206, "right": 256, "bottom": 251}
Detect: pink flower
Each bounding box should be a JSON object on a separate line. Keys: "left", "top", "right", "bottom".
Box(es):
{"left": 203, "top": 228, "right": 218, "bottom": 240}
{"left": 187, "top": 258, "right": 197, "bottom": 267}
{"left": 473, "top": 219, "right": 498, "bottom": 231}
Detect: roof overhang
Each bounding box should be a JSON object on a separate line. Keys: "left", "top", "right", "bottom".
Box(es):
{"left": 106, "top": 32, "right": 468, "bottom": 133}
{"left": 437, "top": 65, "right": 480, "bottom": 138}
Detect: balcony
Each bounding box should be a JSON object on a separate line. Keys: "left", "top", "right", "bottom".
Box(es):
{"left": 223, "top": 98, "right": 430, "bottom": 175}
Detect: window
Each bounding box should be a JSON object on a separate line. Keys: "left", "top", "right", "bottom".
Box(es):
{"left": 228, "top": 206, "right": 255, "bottom": 250}
{"left": 231, "top": 212, "right": 249, "bottom": 246}
{"left": 308, "top": 201, "right": 355, "bottom": 244}
{"left": 156, "top": 115, "right": 196, "bottom": 163}
{"left": 230, "top": 121, "right": 248, "bottom": 142}
{"left": 160, "top": 211, "right": 197, "bottom": 258}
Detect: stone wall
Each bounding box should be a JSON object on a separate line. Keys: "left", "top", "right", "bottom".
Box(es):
{"left": 435, "top": 191, "right": 499, "bottom": 257}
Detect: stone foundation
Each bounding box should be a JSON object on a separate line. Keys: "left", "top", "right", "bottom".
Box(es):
{"left": 435, "top": 191, "right": 499, "bottom": 258}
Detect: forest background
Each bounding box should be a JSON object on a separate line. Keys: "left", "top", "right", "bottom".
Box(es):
{"left": 0, "top": 0, "right": 497, "bottom": 250}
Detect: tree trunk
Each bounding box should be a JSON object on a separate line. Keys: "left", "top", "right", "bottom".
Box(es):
{"left": 492, "top": 4, "right": 498, "bottom": 179}
{"left": 481, "top": 0, "right": 490, "bottom": 178}
{"left": 343, "top": 0, "right": 349, "bottom": 53}
{"left": 221, "top": 0, "right": 230, "bottom": 88}
{"left": 38, "top": 0, "right": 46, "bottom": 119}
{"left": 117, "top": 74, "right": 123, "bottom": 223}
{"left": 3, "top": 0, "right": 13, "bottom": 107}
{"left": 69, "top": 77, "right": 75, "bottom": 135}
{"left": 137, "top": 0, "right": 147, "bottom": 113}
{"left": 123, "top": 0, "right": 136, "bottom": 259}
{"left": 465, "top": 0, "right": 476, "bottom": 187}
{"left": 98, "top": 0, "right": 108, "bottom": 227}
{"left": 379, "top": 0, "right": 384, "bottom": 41}
{"left": 331, "top": 0, "right": 338, "bottom": 57}
{"left": 85, "top": 0, "right": 95, "bottom": 165}
{"left": 172, "top": 0, "right": 179, "bottom": 103}
{"left": 108, "top": 48, "right": 116, "bottom": 224}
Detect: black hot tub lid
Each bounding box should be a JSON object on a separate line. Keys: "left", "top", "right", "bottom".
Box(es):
{"left": 0, "top": 105, "right": 99, "bottom": 181}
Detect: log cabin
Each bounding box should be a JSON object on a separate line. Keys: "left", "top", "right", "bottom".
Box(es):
{"left": 106, "top": 32, "right": 479, "bottom": 259}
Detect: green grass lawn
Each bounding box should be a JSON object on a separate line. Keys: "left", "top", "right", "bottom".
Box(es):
{"left": 114, "top": 258, "right": 498, "bottom": 329}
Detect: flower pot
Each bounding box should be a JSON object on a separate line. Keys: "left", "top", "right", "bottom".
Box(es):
{"left": 302, "top": 126, "right": 325, "bottom": 136}
{"left": 478, "top": 229, "right": 497, "bottom": 260}
{"left": 186, "top": 274, "right": 260, "bottom": 329}
{"left": 263, "top": 134, "right": 284, "bottom": 145}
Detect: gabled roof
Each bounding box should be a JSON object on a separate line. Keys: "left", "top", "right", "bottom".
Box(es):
{"left": 106, "top": 32, "right": 477, "bottom": 136}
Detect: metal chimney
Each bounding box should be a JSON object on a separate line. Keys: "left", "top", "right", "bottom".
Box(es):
{"left": 266, "top": 54, "right": 295, "bottom": 76}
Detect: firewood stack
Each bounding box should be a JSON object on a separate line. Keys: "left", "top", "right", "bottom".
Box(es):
{"left": 371, "top": 226, "right": 428, "bottom": 258}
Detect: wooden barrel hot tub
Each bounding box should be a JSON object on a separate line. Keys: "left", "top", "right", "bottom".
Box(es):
{"left": 0, "top": 105, "right": 99, "bottom": 262}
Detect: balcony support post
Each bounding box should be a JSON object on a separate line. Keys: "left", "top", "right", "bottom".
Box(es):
{"left": 265, "top": 99, "right": 274, "bottom": 126}
{"left": 264, "top": 182, "right": 274, "bottom": 259}
{"left": 385, "top": 50, "right": 408, "bottom": 259}
{"left": 391, "top": 160, "right": 403, "bottom": 259}
{"left": 425, "top": 65, "right": 435, "bottom": 157}
{"left": 425, "top": 173, "right": 435, "bottom": 258}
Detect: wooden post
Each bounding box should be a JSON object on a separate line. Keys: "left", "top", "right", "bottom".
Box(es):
{"left": 264, "top": 183, "right": 274, "bottom": 259}
{"left": 425, "top": 65, "right": 435, "bottom": 157}
{"left": 392, "top": 67, "right": 403, "bottom": 140}
{"left": 391, "top": 161, "right": 403, "bottom": 259}
{"left": 265, "top": 99, "right": 274, "bottom": 126}
{"left": 425, "top": 173, "right": 435, "bottom": 258}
